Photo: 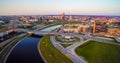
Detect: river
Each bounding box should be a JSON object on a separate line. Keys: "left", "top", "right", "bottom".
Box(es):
{"left": 5, "top": 25, "right": 62, "bottom": 63}
{"left": 41, "top": 25, "right": 62, "bottom": 32}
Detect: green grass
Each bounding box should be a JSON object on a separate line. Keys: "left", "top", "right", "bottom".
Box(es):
{"left": 0, "top": 25, "right": 7, "bottom": 29}
{"left": 75, "top": 41, "right": 120, "bottom": 63}
{"left": 61, "top": 44, "right": 72, "bottom": 48}
{"left": 75, "top": 37, "right": 80, "bottom": 41}
{"left": 26, "top": 28, "right": 37, "bottom": 30}
{"left": 55, "top": 35, "right": 63, "bottom": 42}
{"left": 39, "top": 35, "right": 73, "bottom": 63}
{"left": 83, "top": 38, "right": 87, "bottom": 41}
{"left": 0, "top": 46, "right": 3, "bottom": 51}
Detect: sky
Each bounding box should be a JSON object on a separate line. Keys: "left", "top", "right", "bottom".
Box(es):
{"left": 0, "top": 0, "right": 120, "bottom": 16}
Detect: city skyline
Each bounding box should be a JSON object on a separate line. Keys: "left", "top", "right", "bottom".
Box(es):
{"left": 0, "top": 0, "right": 120, "bottom": 16}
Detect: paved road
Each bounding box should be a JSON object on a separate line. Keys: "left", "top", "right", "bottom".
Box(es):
{"left": 0, "top": 34, "right": 26, "bottom": 63}
{"left": 50, "top": 36, "right": 87, "bottom": 63}
{"left": 58, "top": 42, "right": 75, "bottom": 44}
{"left": 0, "top": 38, "right": 16, "bottom": 47}
{"left": 0, "top": 34, "right": 26, "bottom": 47}
{"left": 58, "top": 26, "right": 64, "bottom": 33}
{"left": 21, "top": 29, "right": 115, "bottom": 43}
{"left": 19, "top": 29, "right": 119, "bottom": 45}
{"left": 19, "top": 29, "right": 120, "bottom": 63}
{"left": 66, "top": 39, "right": 91, "bottom": 63}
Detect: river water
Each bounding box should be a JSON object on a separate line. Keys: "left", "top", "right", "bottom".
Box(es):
{"left": 5, "top": 36, "right": 44, "bottom": 63}
{"left": 5, "top": 25, "right": 62, "bottom": 63}
{"left": 41, "top": 25, "right": 62, "bottom": 32}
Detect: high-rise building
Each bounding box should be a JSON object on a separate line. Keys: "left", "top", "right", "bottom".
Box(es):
{"left": 90, "top": 20, "right": 96, "bottom": 34}
{"left": 61, "top": 12, "right": 65, "bottom": 20}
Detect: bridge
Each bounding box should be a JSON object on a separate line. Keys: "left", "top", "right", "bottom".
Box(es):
{"left": 19, "top": 29, "right": 115, "bottom": 43}
{"left": 114, "top": 37, "right": 120, "bottom": 43}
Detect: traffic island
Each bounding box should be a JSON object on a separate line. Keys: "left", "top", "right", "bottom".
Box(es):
{"left": 60, "top": 44, "right": 72, "bottom": 48}
{"left": 54, "top": 35, "right": 80, "bottom": 48}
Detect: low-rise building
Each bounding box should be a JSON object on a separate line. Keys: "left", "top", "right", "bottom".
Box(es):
{"left": 107, "top": 28, "right": 120, "bottom": 36}
{"left": 0, "top": 27, "right": 17, "bottom": 37}
{"left": 63, "top": 24, "right": 90, "bottom": 34}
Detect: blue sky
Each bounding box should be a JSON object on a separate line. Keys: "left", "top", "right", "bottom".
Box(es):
{"left": 0, "top": 0, "right": 120, "bottom": 15}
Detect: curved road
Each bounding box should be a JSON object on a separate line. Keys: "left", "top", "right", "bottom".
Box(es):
{"left": 50, "top": 36, "right": 87, "bottom": 63}
{"left": 21, "top": 29, "right": 115, "bottom": 43}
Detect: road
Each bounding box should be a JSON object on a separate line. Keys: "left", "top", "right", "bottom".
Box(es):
{"left": 50, "top": 36, "right": 87, "bottom": 63}
{"left": 21, "top": 29, "right": 115, "bottom": 43}
{"left": 18, "top": 28, "right": 120, "bottom": 63}
{"left": 0, "top": 34, "right": 26, "bottom": 63}
{"left": 13, "top": 25, "right": 120, "bottom": 63}
{"left": 0, "top": 34, "right": 25, "bottom": 47}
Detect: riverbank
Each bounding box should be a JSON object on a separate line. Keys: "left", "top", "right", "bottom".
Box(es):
{"left": 5, "top": 35, "right": 44, "bottom": 63}
{"left": 39, "top": 35, "right": 73, "bottom": 63}
{"left": 0, "top": 34, "right": 27, "bottom": 63}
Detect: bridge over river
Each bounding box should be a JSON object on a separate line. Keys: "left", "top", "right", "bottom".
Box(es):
{"left": 20, "top": 29, "right": 115, "bottom": 43}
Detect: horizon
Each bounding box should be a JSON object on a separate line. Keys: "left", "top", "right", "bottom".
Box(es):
{"left": 0, "top": 14, "right": 120, "bottom": 17}
{"left": 0, "top": 0, "right": 120, "bottom": 16}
